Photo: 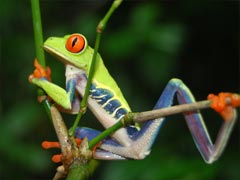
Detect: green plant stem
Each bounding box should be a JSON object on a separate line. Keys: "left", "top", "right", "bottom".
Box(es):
{"left": 97, "top": 0, "right": 123, "bottom": 32}
{"left": 31, "top": 0, "right": 52, "bottom": 118}
{"left": 89, "top": 120, "right": 124, "bottom": 149}
{"left": 31, "top": 0, "right": 53, "bottom": 119}
{"left": 69, "top": 33, "right": 101, "bottom": 136}
{"left": 67, "top": 1, "right": 124, "bottom": 179}
{"left": 66, "top": 163, "right": 90, "bottom": 180}
{"left": 69, "top": 0, "right": 123, "bottom": 136}
{"left": 66, "top": 160, "right": 99, "bottom": 180}
{"left": 37, "top": 89, "right": 52, "bottom": 119}
{"left": 31, "top": 0, "right": 45, "bottom": 66}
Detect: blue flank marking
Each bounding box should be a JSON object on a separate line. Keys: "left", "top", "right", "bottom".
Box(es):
{"left": 90, "top": 87, "right": 112, "bottom": 97}
{"left": 66, "top": 78, "right": 77, "bottom": 102}
{"left": 89, "top": 83, "right": 128, "bottom": 120}
{"left": 114, "top": 108, "right": 127, "bottom": 119}
{"left": 103, "top": 99, "right": 121, "bottom": 113}
{"left": 94, "top": 93, "right": 113, "bottom": 105}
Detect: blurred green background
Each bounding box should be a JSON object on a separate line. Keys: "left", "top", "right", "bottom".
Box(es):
{"left": 1, "top": 0, "right": 239, "bottom": 179}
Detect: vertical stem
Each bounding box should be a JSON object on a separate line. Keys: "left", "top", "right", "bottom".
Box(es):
{"left": 69, "top": 33, "right": 101, "bottom": 136}
{"left": 31, "top": 0, "right": 45, "bottom": 66}
{"left": 31, "top": 0, "right": 52, "bottom": 118}
{"left": 37, "top": 89, "right": 52, "bottom": 119}
{"left": 80, "top": 33, "right": 101, "bottom": 108}
{"left": 66, "top": 160, "right": 99, "bottom": 180}
{"left": 69, "top": 0, "right": 123, "bottom": 136}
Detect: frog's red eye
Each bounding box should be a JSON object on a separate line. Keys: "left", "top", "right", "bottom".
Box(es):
{"left": 66, "top": 34, "right": 86, "bottom": 53}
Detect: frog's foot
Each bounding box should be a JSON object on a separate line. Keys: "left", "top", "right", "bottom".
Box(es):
{"left": 28, "top": 58, "right": 51, "bottom": 82}
{"left": 42, "top": 141, "right": 62, "bottom": 163}
{"left": 41, "top": 138, "right": 101, "bottom": 163}
{"left": 208, "top": 92, "right": 240, "bottom": 121}
{"left": 42, "top": 139, "right": 82, "bottom": 163}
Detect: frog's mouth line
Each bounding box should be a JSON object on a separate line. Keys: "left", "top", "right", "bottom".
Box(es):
{"left": 43, "top": 44, "right": 86, "bottom": 71}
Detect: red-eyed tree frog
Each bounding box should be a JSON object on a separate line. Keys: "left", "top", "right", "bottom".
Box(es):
{"left": 29, "top": 33, "right": 238, "bottom": 163}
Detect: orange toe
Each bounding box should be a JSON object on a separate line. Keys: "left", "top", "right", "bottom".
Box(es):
{"left": 42, "top": 141, "right": 60, "bottom": 149}
{"left": 29, "top": 59, "right": 51, "bottom": 81}
{"left": 52, "top": 154, "right": 62, "bottom": 163}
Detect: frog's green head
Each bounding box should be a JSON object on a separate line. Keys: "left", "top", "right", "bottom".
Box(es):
{"left": 44, "top": 34, "right": 93, "bottom": 71}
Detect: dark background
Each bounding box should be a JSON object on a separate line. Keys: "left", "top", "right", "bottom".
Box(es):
{"left": 1, "top": 0, "right": 239, "bottom": 179}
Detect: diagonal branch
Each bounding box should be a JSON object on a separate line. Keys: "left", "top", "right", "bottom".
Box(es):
{"left": 132, "top": 100, "right": 211, "bottom": 123}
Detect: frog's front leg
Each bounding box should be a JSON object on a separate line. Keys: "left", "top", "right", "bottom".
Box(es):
{"left": 80, "top": 79, "right": 236, "bottom": 163}
{"left": 29, "top": 59, "right": 82, "bottom": 113}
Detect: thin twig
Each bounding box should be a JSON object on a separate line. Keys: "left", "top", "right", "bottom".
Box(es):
{"left": 132, "top": 100, "right": 211, "bottom": 123}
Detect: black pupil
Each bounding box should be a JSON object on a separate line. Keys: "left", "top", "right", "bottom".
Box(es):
{"left": 72, "top": 37, "right": 78, "bottom": 48}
